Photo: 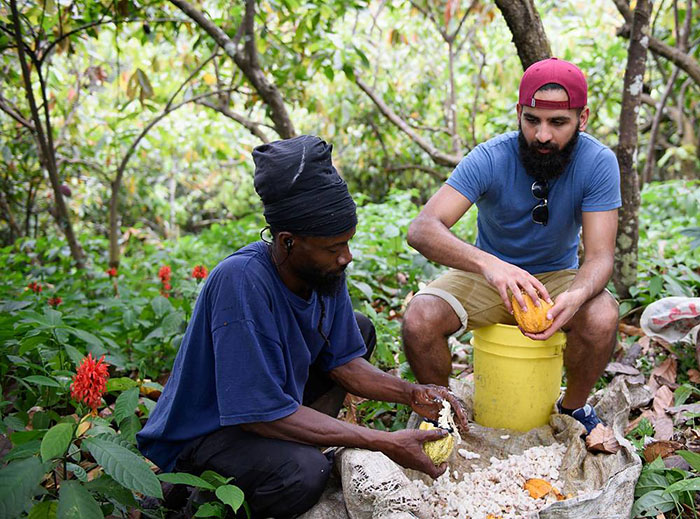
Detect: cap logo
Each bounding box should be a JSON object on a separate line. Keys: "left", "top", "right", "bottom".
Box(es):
{"left": 531, "top": 99, "right": 536, "bottom": 107}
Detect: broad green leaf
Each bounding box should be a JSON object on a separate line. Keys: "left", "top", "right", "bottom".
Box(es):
{"left": 0, "top": 456, "right": 45, "bottom": 519}
{"left": 677, "top": 450, "right": 700, "bottom": 472}
{"left": 67, "top": 328, "right": 103, "bottom": 349}
{"left": 28, "top": 500, "right": 58, "bottom": 519}
{"left": 351, "top": 280, "right": 373, "bottom": 301}
{"left": 105, "top": 377, "right": 138, "bottom": 392}
{"left": 117, "top": 415, "right": 141, "bottom": 444}
{"left": 57, "top": 480, "right": 103, "bottom": 519}
{"left": 158, "top": 472, "right": 215, "bottom": 491}
{"left": 2, "top": 440, "right": 41, "bottom": 463}
{"left": 664, "top": 477, "right": 700, "bottom": 494}
{"left": 151, "top": 296, "right": 172, "bottom": 318}
{"left": 63, "top": 344, "right": 84, "bottom": 367}
{"left": 194, "top": 502, "right": 225, "bottom": 518}
{"left": 85, "top": 474, "right": 137, "bottom": 507}
{"left": 19, "top": 335, "right": 45, "bottom": 355}
{"left": 24, "top": 375, "right": 61, "bottom": 388}
{"left": 0, "top": 300, "right": 32, "bottom": 312}
{"left": 161, "top": 312, "right": 184, "bottom": 336}
{"left": 215, "top": 485, "right": 244, "bottom": 512}
{"left": 630, "top": 489, "right": 676, "bottom": 517}
{"left": 41, "top": 423, "right": 74, "bottom": 462}
{"left": 66, "top": 463, "right": 87, "bottom": 482}
{"left": 83, "top": 437, "right": 162, "bottom": 498}
{"left": 113, "top": 387, "right": 139, "bottom": 425}
{"left": 200, "top": 470, "right": 233, "bottom": 488}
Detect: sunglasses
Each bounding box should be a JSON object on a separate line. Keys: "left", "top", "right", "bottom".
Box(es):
{"left": 531, "top": 179, "right": 549, "bottom": 226}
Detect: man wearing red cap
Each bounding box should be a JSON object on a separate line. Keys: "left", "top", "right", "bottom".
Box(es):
{"left": 402, "top": 58, "right": 621, "bottom": 434}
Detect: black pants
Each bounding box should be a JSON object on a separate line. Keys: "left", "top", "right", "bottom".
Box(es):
{"left": 173, "top": 312, "right": 376, "bottom": 519}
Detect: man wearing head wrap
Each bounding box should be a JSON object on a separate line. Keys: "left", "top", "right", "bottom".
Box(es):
{"left": 403, "top": 58, "right": 621, "bottom": 436}
{"left": 138, "top": 135, "right": 468, "bottom": 518}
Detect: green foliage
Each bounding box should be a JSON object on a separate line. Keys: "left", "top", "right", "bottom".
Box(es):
{"left": 632, "top": 456, "right": 699, "bottom": 518}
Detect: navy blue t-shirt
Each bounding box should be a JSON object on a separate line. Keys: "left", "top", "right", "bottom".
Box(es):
{"left": 446, "top": 131, "right": 621, "bottom": 274}
{"left": 137, "top": 241, "right": 366, "bottom": 471}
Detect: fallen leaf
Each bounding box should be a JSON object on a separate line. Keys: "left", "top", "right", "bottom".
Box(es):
{"left": 618, "top": 323, "right": 645, "bottom": 337}
{"left": 653, "top": 385, "right": 674, "bottom": 415}
{"left": 606, "top": 362, "right": 640, "bottom": 376}
{"left": 639, "top": 336, "right": 652, "bottom": 355}
{"left": 652, "top": 414, "right": 674, "bottom": 441}
{"left": 648, "top": 357, "right": 677, "bottom": 392}
{"left": 643, "top": 440, "right": 683, "bottom": 463}
{"left": 524, "top": 478, "right": 552, "bottom": 499}
{"left": 663, "top": 455, "right": 691, "bottom": 471}
{"left": 688, "top": 369, "right": 700, "bottom": 384}
{"left": 586, "top": 423, "right": 621, "bottom": 454}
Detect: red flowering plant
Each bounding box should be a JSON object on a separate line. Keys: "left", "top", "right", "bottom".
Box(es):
{"left": 158, "top": 265, "right": 172, "bottom": 297}
{"left": 47, "top": 296, "right": 62, "bottom": 307}
{"left": 70, "top": 354, "right": 110, "bottom": 413}
{"left": 27, "top": 281, "right": 42, "bottom": 293}
{"left": 106, "top": 267, "right": 118, "bottom": 278}
{"left": 192, "top": 265, "right": 208, "bottom": 281}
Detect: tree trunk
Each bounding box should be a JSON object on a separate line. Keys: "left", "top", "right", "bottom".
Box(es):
{"left": 493, "top": 0, "right": 552, "bottom": 69}
{"left": 613, "top": 0, "right": 653, "bottom": 299}
{"left": 10, "top": 0, "right": 86, "bottom": 268}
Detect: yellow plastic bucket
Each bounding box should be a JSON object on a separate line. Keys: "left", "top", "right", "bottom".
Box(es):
{"left": 471, "top": 324, "right": 566, "bottom": 431}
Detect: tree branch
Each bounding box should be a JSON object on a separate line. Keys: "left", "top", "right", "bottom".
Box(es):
{"left": 355, "top": 75, "right": 462, "bottom": 167}
{"left": 170, "top": 0, "right": 296, "bottom": 139}
{"left": 196, "top": 99, "right": 270, "bottom": 143}
{"left": 384, "top": 164, "right": 447, "bottom": 180}
{"left": 0, "top": 95, "right": 35, "bottom": 130}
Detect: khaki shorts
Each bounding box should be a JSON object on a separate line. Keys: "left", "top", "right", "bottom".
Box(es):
{"left": 415, "top": 269, "right": 578, "bottom": 333}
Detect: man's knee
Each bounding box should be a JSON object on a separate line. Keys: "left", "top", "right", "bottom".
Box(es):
{"left": 403, "top": 295, "right": 460, "bottom": 342}
{"left": 570, "top": 291, "right": 618, "bottom": 338}
{"left": 252, "top": 448, "right": 332, "bottom": 517}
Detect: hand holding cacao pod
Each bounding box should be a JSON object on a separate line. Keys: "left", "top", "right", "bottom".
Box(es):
{"left": 511, "top": 292, "right": 553, "bottom": 333}
{"left": 420, "top": 421, "right": 455, "bottom": 465}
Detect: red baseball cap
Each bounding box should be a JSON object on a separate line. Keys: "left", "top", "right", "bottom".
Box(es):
{"left": 519, "top": 57, "right": 587, "bottom": 109}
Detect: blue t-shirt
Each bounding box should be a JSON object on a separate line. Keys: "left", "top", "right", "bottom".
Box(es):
{"left": 136, "top": 241, "right": 366, "bottom": 471}
{"left": 446, "top": 131, "right": 621, "bottom": 273}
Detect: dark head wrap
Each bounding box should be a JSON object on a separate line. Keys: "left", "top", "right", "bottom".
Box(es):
{"left": 253, "top": 135, "right": 357, "bottom": 236}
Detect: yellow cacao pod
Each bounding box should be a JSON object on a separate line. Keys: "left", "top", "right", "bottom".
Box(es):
{"left": 511, "top": 293, "right": 553, "bottom": 333}
{"left": 419, "top": 421, "right": 454, "bottom": 465}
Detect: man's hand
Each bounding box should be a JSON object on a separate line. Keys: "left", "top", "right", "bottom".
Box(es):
{"left": 481, "top": 258, "right": 551, "bottom": 314}
{"left": 380, "top": 428, "right": 450, "bottom": 478}
{"left": 409, "top": 384, "right": 469, "bottom": 435}
{"left": 522, "top": 289, "right": 585, "bottom": 340}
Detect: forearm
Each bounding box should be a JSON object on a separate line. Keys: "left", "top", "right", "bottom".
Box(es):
{"left": 407, "top": 215, "right": 494, "bottom": 275}
{"left": 567, "top": 254, "right": 614, "bottom": 304}
{"left": 329, "top": 357, "right": 415, "bottom": 405}
{"left": 240, "top": 405, "right": 390, "bottom": 450}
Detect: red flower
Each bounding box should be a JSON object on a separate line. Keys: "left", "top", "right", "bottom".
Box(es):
{"left": 192, "top": 265, "right": 208, "bottom": 280}
{"left": 27, "top": 282, "right": 42, "bottom": 293}
{"left": 163, "top": 281, "right": 172, "bottom": 291}
{"left": 70, "top": 354, "right": 109, "bottom": 411}
{"left": 48, "top": 297, "right": 62, "bottom": 307}
{"left": 158, "top": 265, "right": 172, "bottom": 283}
{"left": 106, "top": 267, "right": 118, "bottom": 278}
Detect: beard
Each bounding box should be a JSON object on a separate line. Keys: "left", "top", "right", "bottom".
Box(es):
{"left": 518, "top": 126, "right": 579, "bottom": 181}
{"left": 296, "top": 265, "right": 347, "bottom": 297}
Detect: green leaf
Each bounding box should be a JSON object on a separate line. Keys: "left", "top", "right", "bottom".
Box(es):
{"left": 194, "top": 502, "right": 225, "bottom": 518}
{"left": 113, "top": 387, "right": 139, "bottom": 425}
{"left": 63, "top": 345, "right": 84, "bottom": 368}
{"left": 664, "top": 477, "right": 700, "bottom": 494}
{"left": 82, "top": 437, "right": 162, "bottom": 498}
{"left": 28, "top": 500, "right": 58, "bottom": 519}
{"left": 0, "top": 300, "right": 32, "bottom": 312}
{"left": 24, "top": 375, "right": 61, "bottom": 388}
{"left": 106, "top": 377, "right": 138, "bottom": 392}
{"left": 631, "top": 489, "right": 676, "bottom": 517}
{"left": 135, "top": 69, "right": 154, "bottom": 98}
{"left": 151, "top": 296, "right": 172, "bottom": 318}
{"left": 351, "top": 280, "right": 373, "bottom": 301}
{"left": 19, "top": 335, "right": 46, "bottom": 355}
{"left": 161, "top": 312, "right": 184, "bottom": 336}
{"left": 677, "top": 450, "right": 700, "bottom": 472}
{"left": 85, "top": 474, "right": 137, "bottom": 507}
{"left": 67, "top": 329, "right": 103, "bottom": 349}
{"left": 215, "top": 485, "right": 244, "bottom": 512}
{"left": 0, "top": 456, "right": 45, "bottom": 519}
{"left": 41, "top": 423, "right": 74, "bottom": 462}
{"left": 2, "top": 440, "right": 41, "bottom": 463}
{"left": 57, "top": 480, "right": 104, "bottom": 519}
{"left": 66, "top": 462, "right": 88, "bottom": 482}
{"left": 157, "top": 472, "right": 215, "bottom": 490}
{"left": 200, "top": 470, "right": 233, "bottom": 488}
{"left": 117, "top": 415, "right": 141, "bottom": 444}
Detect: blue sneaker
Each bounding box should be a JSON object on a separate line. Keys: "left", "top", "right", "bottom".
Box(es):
{"left": 556, "top": 398, "right": 603, "bottom": 435}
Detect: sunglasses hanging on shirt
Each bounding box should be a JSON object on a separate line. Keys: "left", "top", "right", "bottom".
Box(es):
{"left": 531, "top": 179, "right": 549, "bottom": 226}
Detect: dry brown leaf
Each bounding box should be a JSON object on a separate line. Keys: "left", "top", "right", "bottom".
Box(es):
{"left": 605, "top": 362, "right": 641, "bottom": 376}
{"left": 653, "top": 385, "right": 674, "bottom": 414}
{"left": 618, "top": 323, "right": 645, "bottom": 336}
{"left": 486, "top": 515, "right": 503, "bottom": 519}
{"left": 688, "top": 369, "right": 700, "bottom": 384}
{"left": 652, "top": 414, "right": 675, "bottom": 441}
{"left": 648, "top": 357, "right": 677, "bottom": 392}
{"left": 585, "top": 423, "right": 621, "bottom": 453}
{"left": 638, "top": 336, "right": 652, "bottom": 355}
{"left": 663, "top": 455, "right": 692, "bottom": 471}
{"left": 524, "top": 478, "right": 552, "bottom": 499}
{"left": 642, "top": 440, "right": 683, "bottom": 463}
{"left": 552, "top": 486, "right": 568, "bottom": 501}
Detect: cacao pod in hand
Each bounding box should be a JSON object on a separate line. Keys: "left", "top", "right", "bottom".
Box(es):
{"left": 511, "top": 292, "right": 553, "bottom": 333}
{"left": 420, "top": 421, "right": 454, "bottom": 465}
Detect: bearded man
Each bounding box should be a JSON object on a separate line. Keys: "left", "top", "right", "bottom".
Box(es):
{"left": 402, "top": 58, "right": 621, "bottom": 435}
{"left": 138, "top": 135, "right": 468, "bottom": 518}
